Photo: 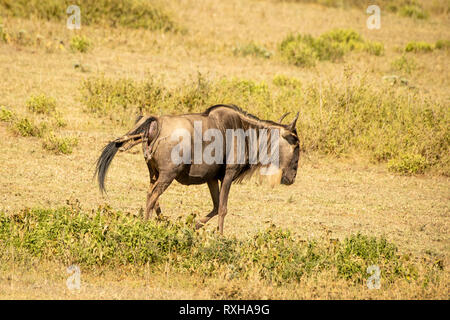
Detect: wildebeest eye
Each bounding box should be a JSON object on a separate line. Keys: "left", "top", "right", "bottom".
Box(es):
{"left": 283, "top": 133, "right": 299, "bottom": 145}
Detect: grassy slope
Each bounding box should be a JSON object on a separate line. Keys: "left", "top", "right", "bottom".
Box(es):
{"left": 0, "top": 0, "right": 449, "bottom": 299}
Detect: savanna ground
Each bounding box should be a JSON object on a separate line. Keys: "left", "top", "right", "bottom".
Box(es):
{"left": 0, "top": 0, "right": 449, "bottom": 299}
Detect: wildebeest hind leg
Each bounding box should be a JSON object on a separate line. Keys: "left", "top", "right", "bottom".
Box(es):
{"left": 145, "top": 174, "right": 175, "bottom": 220}
{"left": 196, "top": 179, "right": 219, "bottom": 229}
{"left": 147, "top": 163, "right": 162, "bottom": 218}
{"left": 146, "top": 184, "right": 162, "bottom": 218}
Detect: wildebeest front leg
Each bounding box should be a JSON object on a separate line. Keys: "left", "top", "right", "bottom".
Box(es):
{"left": 195, "top": 179, "right": 219, "bottom": 229}
{"left": 217, "top": 172, "right": 234, "bottom": 234}
{"left": 145, "top": 174, "right": 175, "bottom": 220}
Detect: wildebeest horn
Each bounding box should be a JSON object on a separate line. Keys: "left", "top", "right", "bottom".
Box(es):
{"left": 278, "top": 112, "right": 290, "bottom": 123}
{"left": 288, "top": 112, "right": 299, "bottom": 131}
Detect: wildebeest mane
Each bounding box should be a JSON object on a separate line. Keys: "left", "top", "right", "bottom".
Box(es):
{"left": 203, "top": 104, "right": 288, "bottom": 128}
{"left": 203, "top": 104, "right": 283, "bottom": 183}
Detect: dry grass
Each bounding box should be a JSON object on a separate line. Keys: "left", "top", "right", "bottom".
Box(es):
{"left": 0, "top": 0, "right": 449, "bottom": 299}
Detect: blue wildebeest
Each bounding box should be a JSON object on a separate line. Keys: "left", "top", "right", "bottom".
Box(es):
{"left": 95, "top": 104, "right": 299, "bottom": 234}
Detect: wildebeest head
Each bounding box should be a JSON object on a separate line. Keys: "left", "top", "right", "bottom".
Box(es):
{"left": 277, "top": 112, "right": 300, "bottom": 185}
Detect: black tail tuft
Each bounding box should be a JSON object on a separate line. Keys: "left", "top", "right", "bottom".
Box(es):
{"left": 94, "top": 116, "right": 158, "bottom": 194}
{"left": 95, "top": 140, "right": 122, "bottom": 194}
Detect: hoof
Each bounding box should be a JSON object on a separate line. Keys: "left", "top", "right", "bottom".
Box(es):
{"left": 195, "top": 222, "right": 204, "bottom": 230}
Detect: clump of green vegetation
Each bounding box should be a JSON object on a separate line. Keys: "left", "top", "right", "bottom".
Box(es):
{"left": 404, "top": 40, "right": 450, "bottom": 53}
{"left": 399, "top": 4, "right": 429, "bottom": 19}
{"left": 391, "top": 55, "right": 417, "bottom": 74}
{"left": 387, "top": 153, "right": 429, "bottom": 174}
{"left": 80, "top": 76, "right": 166, "bottom": 118}
{"left": 0, "top": 24, "right": 32, "bottom": 46}
{"left": 272, "top": 74, "right": 302, "bottom": 88}
{"left": 0, "top": 206, "right": 438, "bottom": 287}
{"left": 279, "top": 29, "right": 384, "bottom": 67}
{"left": 1, "top": 98, "right": 75, "bottom": 154}
{"left": 434, "top": 39, "right": 450, "bottom": 50}
{"left": 278, "top": 34, "right": 318, "bottom": 67}
{"left": 80, "top": 73, "right": 449, "bottom": 175}
{"left": 0, "top": 0, "right": 179, "bottom": 32}
{"left": 26, "top": 94, "right": 57, "bottom": 115}
{"left": 12, "top": 117, "right": 47, "bottom": 137}
{"left": 275, "top": 1, "right": 432, "bottom": 20}
{"left": 0, "top": 105, "right": 15, "bottom": 122}
{"left": 0, "top": 18, "right": 10, "bottom": 43}
{"left": 404, "top": 41, "right": 434, "bottom": 53}
{"left": 232, "top": 42, "right": 272, "bottom": 59}
{"left": 70, "top": 35, "right": 92, "bottom": 53}
{"left": 42, "top": 133, "right": 78, "bottom": 154}
{"left": 335, "top": 233, "right": 420, "bottom": 283}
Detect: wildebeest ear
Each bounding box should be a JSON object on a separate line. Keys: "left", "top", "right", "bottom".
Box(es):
{"left": 278, "top": 112, "right": 290, "bottom": 123}
{"left": 287, "top": 112, "right": 299, "bottom": 131}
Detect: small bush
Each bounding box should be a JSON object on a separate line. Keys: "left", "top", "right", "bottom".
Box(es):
{"left": 363, "top": 41, "right": 384, "bottom": 56}
{"left": 26, "top": 94, "right": 57, "bottom": 115}
{"left": 12, "top": 117, "right": 47, "bottom": 137}
{"left": 399, "top": 4, "right": 429, "bottom": 19}
{"left": 1, "top": 103, "right": 73, "bottom": 154}
{"left": 0, "top": 21, "right": 9, "bottom": 43}
{"left": 70, "top": 35, "right": 92, "bottom": 53}
{"left": 387, "top": 153, "right": 429, "bottom": 175}
{"left": 80, "top": 76, "right": 166, "bottom": 117}
{"left": 272, "top": 75, "right": 302, "bottom": 89}
{"left": 279, "top": 34, "right": 319, "bottom": 66}
{"left": 279, "top": 29, "right": 384, "bottom": 67}
{"left": 391, "top": 55, "right": 417, "bottom": 74}
{"left": 0, "top": 106, "right": 16, "bottom": 122}
{"left": 405, "top": 41, "right": 434, "bottom": 53}
{"left": 232, "top": 42, "right": 272, "bottom": 59}
{"left": 434, "top": 39, "right": 450, "bottom": 50}
{"left": 336, "top": 233, "right": 417, "bottom": 283}
{"left": 42, "top": 133, "right": 78, "bottom": 155}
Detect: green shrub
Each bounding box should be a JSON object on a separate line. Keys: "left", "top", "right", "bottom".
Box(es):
{"left": 0, "top": 106, "right": 16, "bottom": 122}
{"left": 391, "top": 55, "right": 417, "bottom": 74}
{"left": 1, "top": 103, "right": 73, "bottom": 154}
{"left": 278, "top": 35, "right": 319, "bottom": 66}
{"left": 399, "top": 4, "right": 429, "bottom": 19}
{"left": 363, "top": 41, "right": 384, "bottom": 56}
{"left": 42, "top": 133, "right": 78, "bottom": 154}
{"left": 279, "top": 29, "right": 384, "bottom": 67}
{"left": 435, "top": 39, "right": 450, "bottom": 50}
{"left": 272, "top": 75, "right": 302, "bottom": 88}
{"left": 387, "top": 153, "right": 429, "bottom": 174}
{"left": 26, "top": 94, "right": 57, "bottom": 115}
{"left": 80, "top": 76, "right": 166, "bottom": 117}
{"left": 70, "top": 35, "right": 92, "bottom": 53}
{"left": 405, "top": 41, "right": 434, "bottom": 53}
{"left": 232, "top": 42, "right": 272, "bottom": 59}
{"left": 12, "top": 117, "right": 47, "bottom": 137}
{"left": 0, "top": 0, "right": 178, "bottom": 32}
{"left": 336, "top": 233, "right": 417, "bottom": 283}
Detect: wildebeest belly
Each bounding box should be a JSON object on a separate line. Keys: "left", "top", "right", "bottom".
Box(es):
{"left": 175, "top": 164, "right": 224, "bottom": 185}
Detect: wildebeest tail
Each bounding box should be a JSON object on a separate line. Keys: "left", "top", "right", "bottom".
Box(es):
{"left": 95, "top": 116, "right": 157, "bottom": 193}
